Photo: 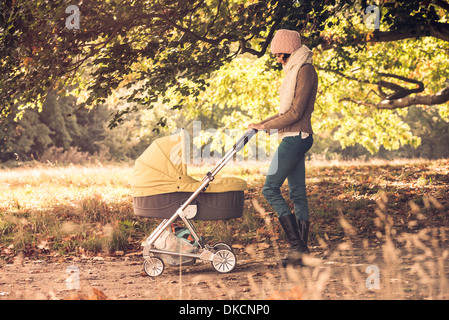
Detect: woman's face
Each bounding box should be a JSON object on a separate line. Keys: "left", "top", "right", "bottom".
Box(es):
{"left": 275, "top": 53, "right": 289, "bottom": 66}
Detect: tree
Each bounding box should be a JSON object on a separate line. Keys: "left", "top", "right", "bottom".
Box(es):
{"left": 317, "top": 0, "right": 449, "bottom": 111}
{"left": 0, "top": 0, "right": 331, "bottom": 126}
{"left": 313, "top": 1, "right": 449, "bottom": 152}
{"left": 1, "top": 0, "right": 448, "bottom": 154}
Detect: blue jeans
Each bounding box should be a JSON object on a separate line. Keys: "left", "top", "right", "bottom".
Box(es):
{"left": 262, "top": 135, "right": 313, "bottom": 221}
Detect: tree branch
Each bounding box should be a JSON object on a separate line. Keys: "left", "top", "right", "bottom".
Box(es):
{"left": 434, "top": 0, "right": 449, "bottom": 12}
{"left": 56, "top": 23, "right": 125, "bottom": 78}
{"left": 321, "top": 22, "right": 449, "bottom": 50}
{"left": 378, "top": 73, "right": 425, "bottom": 100}
{"left": 340, "top": 85, "right": 449, "bottom": 109}
{"left": 317, "top": 67, "right": 425, "bottom": 100}
{"left": 370, "top": 22, "right": 449, "bottom": 43}
{"left": 152, "top": 12, "right": 235, "bottom": 45}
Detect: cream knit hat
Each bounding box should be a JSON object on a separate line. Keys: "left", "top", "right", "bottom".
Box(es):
{"left": 270, "top": 29, "right": 302, "bottom": 54}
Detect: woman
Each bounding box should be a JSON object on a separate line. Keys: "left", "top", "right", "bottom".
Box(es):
{"left": 248, "top": 29, "right": 318, "bottom": 266}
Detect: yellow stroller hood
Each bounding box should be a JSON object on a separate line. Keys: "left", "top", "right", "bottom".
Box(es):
{"left": 130, "top": 130, "right": 247, "bottom": 198}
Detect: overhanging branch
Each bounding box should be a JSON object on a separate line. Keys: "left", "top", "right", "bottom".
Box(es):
{"left": 320, "top": 22, "right": 449, "bottom": 50}
{"left": 318, "top": 67, "right": 425, "bottom": 100}
{"left": 434, "top": 0, "right": 449, "bottom": 12}
{"left": 340, "top": 86, "right": 449, "bottom": 109}
{"left": 370, "top": 22, "right": 449, "bottom": 43}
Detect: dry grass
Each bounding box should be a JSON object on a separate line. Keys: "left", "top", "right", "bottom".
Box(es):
{"left": 1, "top": 160, "right": 448, "bottom": 300}
{"left": 0, "top": 164, "right": 143, "bottom": 255}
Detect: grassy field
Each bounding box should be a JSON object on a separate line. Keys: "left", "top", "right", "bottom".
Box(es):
{"left": 1, "top": 159, "right": 448, "bottom": 257}
{"left": 1, "top": 159, "right": 448, "bottom": 299}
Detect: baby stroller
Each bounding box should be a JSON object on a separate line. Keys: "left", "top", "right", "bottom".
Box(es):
{"left": 130, "top": 128, "right": 256, "bottom": 276}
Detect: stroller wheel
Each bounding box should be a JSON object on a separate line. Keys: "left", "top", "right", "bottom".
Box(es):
{"left": 211, "top": 247, "right": 236, "bottom": 274}
{"left": 143, "top": 257, "right": 164, "bottom": 277}
{"left": 213, "top": 242, "right": 233, "bottom": 251}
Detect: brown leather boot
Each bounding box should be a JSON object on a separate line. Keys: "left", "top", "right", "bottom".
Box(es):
{"left": 297, "top": 219, "right": 310, "bottom": 248}
{"left": 278, "top": 215, "right": 309, "bottom": 267}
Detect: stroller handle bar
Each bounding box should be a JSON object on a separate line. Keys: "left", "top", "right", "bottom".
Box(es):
{"left": 233, "top": 128, "right": 258, "bottom": 153}
{"left": 204, "top": 128, "right": 258, "bottom": 181}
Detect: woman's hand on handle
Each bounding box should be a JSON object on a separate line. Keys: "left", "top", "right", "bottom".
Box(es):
{"left": 247, "top": 123, "right": 265, "bottom": 132}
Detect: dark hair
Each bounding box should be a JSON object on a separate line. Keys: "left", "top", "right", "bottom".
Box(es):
{"left": 280, "top": 53, "right": 291, "bottom": 63}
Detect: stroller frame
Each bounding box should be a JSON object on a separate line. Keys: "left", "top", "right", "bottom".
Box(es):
{"left": 142, "top": 129, "right": 257, "bottom": 276}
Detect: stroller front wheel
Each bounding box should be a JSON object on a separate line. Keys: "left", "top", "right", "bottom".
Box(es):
{"left": 143, "top": 257, "right": 165, "bottom": 277}
{"left": 211, "top": 247, "right": 236, "bottom": 274}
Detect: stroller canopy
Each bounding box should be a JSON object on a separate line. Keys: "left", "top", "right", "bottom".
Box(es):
{"left": 130, "top": 130, "right": 247, "bottom": 198}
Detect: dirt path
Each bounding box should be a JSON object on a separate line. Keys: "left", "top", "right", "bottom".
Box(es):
{"left": 2, "top": 234, "right": 448, "bottom": 300}
{"left": 0, "top": 245, "right": 288, "bottom": 300}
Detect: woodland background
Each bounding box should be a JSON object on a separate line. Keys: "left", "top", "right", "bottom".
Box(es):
{"left": 1, "top": 0, "right": 449, "bottom": 165}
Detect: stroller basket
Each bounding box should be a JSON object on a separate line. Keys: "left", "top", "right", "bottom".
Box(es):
{"left": 133, "top": 190, "right": 245, "bottom": 220}
{"left": 130, "top": 129, "right": 257, "bottom": 276}
{"left": 154, "top": 229, "right": 198, "bottom": 267}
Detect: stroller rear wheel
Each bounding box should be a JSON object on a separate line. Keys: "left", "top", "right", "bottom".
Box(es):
{"left": 211, "top": 245, "right": 236, "bottom": 274}
{"left": 213, "top": 242, "right": 233, "bottom": 251}
{"left": 143, "top": 257, "right": 165, "bottom": 277}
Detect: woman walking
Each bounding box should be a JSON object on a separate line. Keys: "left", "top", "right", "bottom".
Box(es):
{"left": 248, "top": 29, "right": 318, "bottom": 266}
